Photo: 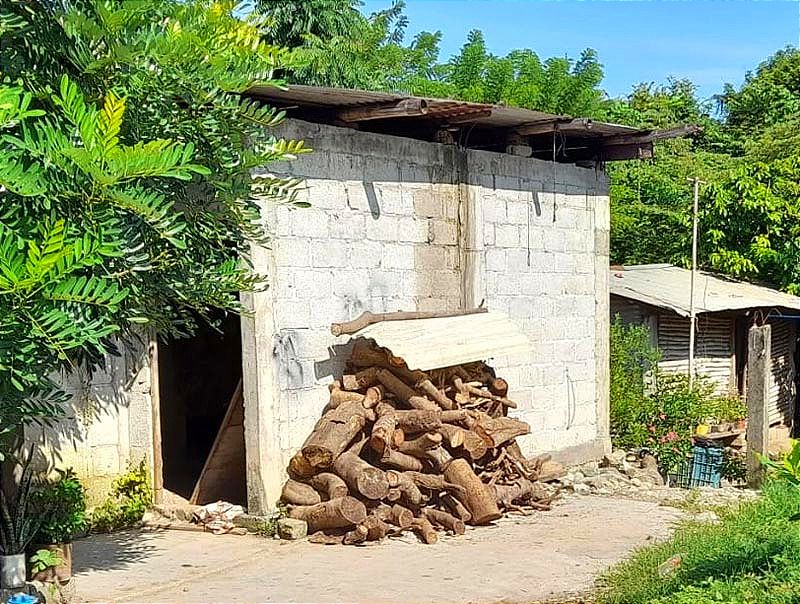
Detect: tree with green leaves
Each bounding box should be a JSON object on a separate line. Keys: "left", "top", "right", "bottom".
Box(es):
{"left": 0, "top": 0, "right": 308, "bottom": 452}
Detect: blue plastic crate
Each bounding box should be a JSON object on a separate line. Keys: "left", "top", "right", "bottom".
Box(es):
{"left": 671, "top": 445, "right": 723, "bottom": 488}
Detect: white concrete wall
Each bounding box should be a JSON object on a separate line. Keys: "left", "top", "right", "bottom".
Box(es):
{"left": 243, "top": 119, "right": 610, "bottom": 512}
{"left": 27, "top": 340, "right": 153, "bottom": 502}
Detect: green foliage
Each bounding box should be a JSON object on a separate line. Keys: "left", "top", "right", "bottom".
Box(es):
{"left": 30, "top": 468, "right": 87, "bottom": 544}
{"left": 0, "top": 0, "right": 308, "bottom": 450}
{"left": 90, "top": 461, "right": 151, "bottom": 534}
{"left": 257, "top": 0, "right": 364, "bottom": 48}
{"left": 597, "top": 481, "right": 800, "bottom": 604}
{"left": 610, "top": 318, "right": 743, "bottom": 473}
{"left": 255, "top": 503, "right": 288, "bottom": 538}
{"left": 29, "top": 548, "right": 62, "bottom": 575}
{"left": 721, "top": 449, "right": 747, "bottom": 483}
{"left": 761, "top": 439, "right": 800, "bottom": 487}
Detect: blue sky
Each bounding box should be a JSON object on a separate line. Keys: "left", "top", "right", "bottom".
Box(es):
{"left": 360, "top": 0, "right": 800, "bottom": 102}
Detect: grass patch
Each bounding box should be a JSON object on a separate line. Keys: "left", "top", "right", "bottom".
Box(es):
{"left": 597, "top": 481, "right": 800, "bottom": 604}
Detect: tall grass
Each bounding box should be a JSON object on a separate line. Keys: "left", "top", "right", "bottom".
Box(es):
{"left": 597, "top": 482, "right": 800, "bottom": 604}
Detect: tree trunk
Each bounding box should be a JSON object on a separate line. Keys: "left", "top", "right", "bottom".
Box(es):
{"left": 440, "top": 493, "right": 471, "bottom": 522}
{"left": 288, "top": 496, "right": 367, "bottom": 532}
{"left": 281, "top": 479, "right": 321, "bottom": 506}
{"left": 329, "top": 386, "right": 366, "bottom": 408}
{"left": 473, "top": 416, "right": 530, "bottom": 448}
{"left": 394, "top": 410, "right": 442, "bottom": 433}
{"left": 410, "top": 517, "right": 438, "bottom": 544}
{"left": 437, "top": 424, "right": 465, "bottom": 449}
{"left": 288, "top": 451, "right": 315, "bottom": 480}
{"left": 369, "top": 413, "right": 396, "bottom": 456}
{"left": 381, "top": 448, "right": 425, "bottom": 472}
{"left": 443, "top": 459, "right": 501, "bottom": 525}
{"left": 333, "top": 452, "right": 390, "bottom": 500}
{"left": 402, "top": 472, "right": 466, "bottom": 498}
{"left": 416, "top": 379, "right": 455, "bottom": 410}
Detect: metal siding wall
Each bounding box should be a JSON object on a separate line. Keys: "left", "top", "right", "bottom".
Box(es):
{"left": 657, "top": 314, "right": 734, "bottom": 395}
{"left": 767, "top": 319, "right": 796, "bottom": 427}
{"left": 610, "top": 296, "right": 644, "bottom": 325}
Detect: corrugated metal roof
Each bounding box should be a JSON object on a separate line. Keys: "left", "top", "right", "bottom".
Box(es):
{"left": 247, "top": 84, "right": 642, "bottom": 137}
{"left": 349, "top": 312, "right": 531, "bottom": 371}
{"left": 610, "top": 264, "right": 800, "bottom": 317}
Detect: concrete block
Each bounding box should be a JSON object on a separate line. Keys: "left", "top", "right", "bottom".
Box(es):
{"left": 311, "top": 241, "right": 348, "bottom": 268}
{"left": 366, "top": 216, "right": 400, "bottom": 241}
{"left": 429, "top": 219, "right": 458, "bottom": 246}
{"left": 482, "top": 196, "right": 507, "bottom": 222}
{"left": 413, "top": 189, "right": 443, "bottom": 218}
{"left": 485, "top": 248, "right": 506, "bottom": 272}
{"left": 506, "top": 200, "right": 529, "bottom": 225}
{"left": 397, "top": 216, "right": 429, "bottom": 244}
{"left": 275, "top": 238, "right": 311, "bottom": 267}
{"left": 291, "top": 210, "right": 329, "bottom": 238}
{"left": 293, "top": 269, "right": 333, "bottom": 299}
{"left": 278, "top": 518, "right": 308, "bottom": 540}
{"left": 415, "top": 246, "right": 453, "bottom": 271}
{"left": 376, "top": 183, "right": 413, "bottom": 215}
{"left": 382, "top": 244, "right": 416, "bottom": 270}
{"left": 306, "top": 180, "right": 348, "bottom": 210}
{"left": 349, "top": 241, "right": 383, "bottom": 268}
{"left": 483, "top": 223, "right": 495, "bottom": 246}
{"left": 506, "top": 248, "right": 530, "bottom": 274}
{"left": 329, "top": 212, "right": 366, "bottom": 240}
{"left": 495, "top": 224, "right": 519, "bottom": 248}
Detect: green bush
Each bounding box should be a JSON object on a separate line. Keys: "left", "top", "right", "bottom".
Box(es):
{"left": 91, "top": 462, "right": 152, "bottom": 533}
{"left": 610, "top": 318, "right": 746, "bottom": 473}
{"left": 30, "top": 468, "right": 88, "bottom": 544}
{"left": 598, "top": 481, "right": 800, "bottom": 604}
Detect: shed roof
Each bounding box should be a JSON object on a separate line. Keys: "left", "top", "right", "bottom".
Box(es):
{"left": 351, "top": 311, "right": 531, "bottom": 371}
{"left": 609, "top": 264, "right": 800, "bottom": 317}
{"left": 246, "top": 84, "right": 696, "bottom": 163}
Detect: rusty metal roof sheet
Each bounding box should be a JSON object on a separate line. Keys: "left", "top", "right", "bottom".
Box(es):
{"left": 610, "top": 264, "right": 800, "bottom": 317}
{"left": 348, "top": 311, "right": 531, "bottom": 371}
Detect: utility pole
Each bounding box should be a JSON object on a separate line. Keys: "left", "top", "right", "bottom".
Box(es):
{"left": 688, "top": 177, "right": 705, "bottom": 388}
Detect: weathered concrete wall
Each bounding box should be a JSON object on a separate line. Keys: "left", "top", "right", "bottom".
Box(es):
{"left": 28, "top": 340, "right": 154, "bottom": 503}
{"left": 243, "top": 118, "right": 610, "bottom": 511}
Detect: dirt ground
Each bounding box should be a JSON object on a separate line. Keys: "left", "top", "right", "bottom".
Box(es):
{"left": 72, "top": 495, "right": 683, "bottom": 604}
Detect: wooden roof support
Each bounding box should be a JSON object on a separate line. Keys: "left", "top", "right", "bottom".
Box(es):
{"left": 338, "top": 98, "right": 429, "bottom": 122}
{"left": 601, "top": 124, "right": 700, "bottom": 147}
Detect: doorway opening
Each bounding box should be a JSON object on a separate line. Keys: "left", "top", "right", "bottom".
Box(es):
{"left": 157, "top": 313, "right": 246, "bottom": 505}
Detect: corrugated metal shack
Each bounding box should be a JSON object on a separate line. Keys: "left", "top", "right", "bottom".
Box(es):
{"left": 610, "top": 264, "right": 800, "bottom": 435}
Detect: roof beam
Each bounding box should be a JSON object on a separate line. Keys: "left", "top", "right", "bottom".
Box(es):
{"left": 601, "top": 124, "right": 700, "bottom": 147}
{"left": 338, "top": 99, "right": 429, "bottom": 122}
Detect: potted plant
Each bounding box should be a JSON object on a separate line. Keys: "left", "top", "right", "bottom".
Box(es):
{"left": 0, "top": 455, "right": 40, "bottom": 589}
{"left": 29, "top": 469, "right": 87, "bottom": 583}
{"left": 28, "top": 548, "right": 62, "bottom": 583}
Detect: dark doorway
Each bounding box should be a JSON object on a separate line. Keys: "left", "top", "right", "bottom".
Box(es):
{"left": 157, "top": 314, "right": 245, "bottom": 503}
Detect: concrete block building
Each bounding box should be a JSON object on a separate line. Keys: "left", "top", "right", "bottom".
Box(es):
{"left": 31, "top": 86, "right": 684, "bottom": 511}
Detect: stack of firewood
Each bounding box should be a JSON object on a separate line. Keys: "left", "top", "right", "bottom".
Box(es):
{"left": 281, "top": 338, "right": 558, "bottom": 545}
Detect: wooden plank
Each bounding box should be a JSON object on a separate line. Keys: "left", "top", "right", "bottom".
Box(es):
{"left": 746, "top": 325, "right": 771, "bottom": 487}
{"left": 149, "top": 337, "right": 164, "bottom": 505}
{"left": 190, "top": 379, "right": 246, "bottom": 505}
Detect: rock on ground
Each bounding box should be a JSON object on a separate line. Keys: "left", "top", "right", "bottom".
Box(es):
{"left": 72, "top": 496, "right": 683, "bottom": 604}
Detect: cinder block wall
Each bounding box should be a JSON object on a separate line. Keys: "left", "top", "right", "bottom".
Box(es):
{"left": 243, "top": 118, "right": 610, "bottom": 512}
{"left": 25, "top": 341, "right": 153, "bottom": 503}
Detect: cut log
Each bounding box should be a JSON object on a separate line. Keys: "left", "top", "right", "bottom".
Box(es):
{"left": 362, "top": 514, "right": 390, "bottom": 541}
{"left": 343, "top": 524, "right": 368, "bottom": 545}
{"left": 343, "top": 367, "right": 380, "bottom": 391}
{"left": 489, "top": 377, "right": 509, "bottom": 397}
{"left": 393, "top": 428, "right": 405, "bottom": 448}
{"left": 426, "top": 446, "right": 454, "bottom": 472}
{"left": 494, "top": 478, "right": 549, "bottom": 508}
{"left": 369, "top": 413, "right": 397, "bottom": 456}
{"left": 281, "top": 479, "right": 322, "bottom": 506}
{"left": 440, "top": 410, "right": 468, "bottom": 424}
{"left": 474, "top": 417, "right": 530, "bottom": 448}
{"left": 329, "top": 387, "right": 366, "bottom": 408}
{"left": 461, "top": 429, "right": 489, "bottom": 461}
{"left": 410, "top": 517, "right": 438, "bottom": 544}
{"left": 308, "top": 473, "right": 349, "bottom": 500}
{"left": 443, "top": 459, "right": 502, "bottom": 525}
{"left": 363, "top": 385, "right": 384, "bottom": 408}
{"left": 349, "top": 339, "right": 429, "bottom": 384}
{"left": 537, "top": 460, "right": 566, "bottom": 482}
{"left": 440, "top": 493, "right": 471, "bottom": 522}
{"left": 422, "top": 508, "right": 465, "bottom": 535}
{"left": 288, "top": 451, "right": 315, "bottom": 480}
{"left": 288, "top": 496, "right": 367, "bottom": 532}
{"left": 437, "top": 424, "right": 465, "bottom": 449}
{"left": 377, "top": 369, "right": 438, "bottom": 411}
{"left": 397, "top": 432, "right": 442, "bottom": 458}
{"left": 333, "top": 452, "right": 390, "bottom": 500}
{"left": 416, "top": 379, "right": 455, "bottom": 410}
{"left": 464, "top": 384, "right": 517, "bottom": 409}
{"left": 403, "top": 472, "right": 466, "bottom": 498}
{"left": 394, "top": 410, "right": 441, "bottom": 433}
{"left": 394, "top": 473, "right": 424, "bottom": 507}
{"left": 381, "top": 448, "right": 425, "bottom": 472}
{"left": 302, "top": 400, "right": 366, "bottom": 469}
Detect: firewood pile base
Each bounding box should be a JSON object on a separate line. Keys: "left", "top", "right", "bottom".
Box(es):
{"left": 281, "top": 339, "right": 562, "bottom": 545}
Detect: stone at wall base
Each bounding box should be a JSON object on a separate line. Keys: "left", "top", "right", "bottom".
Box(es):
{"left": 278, "top": 518, "right": 308, "bottom": 540}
